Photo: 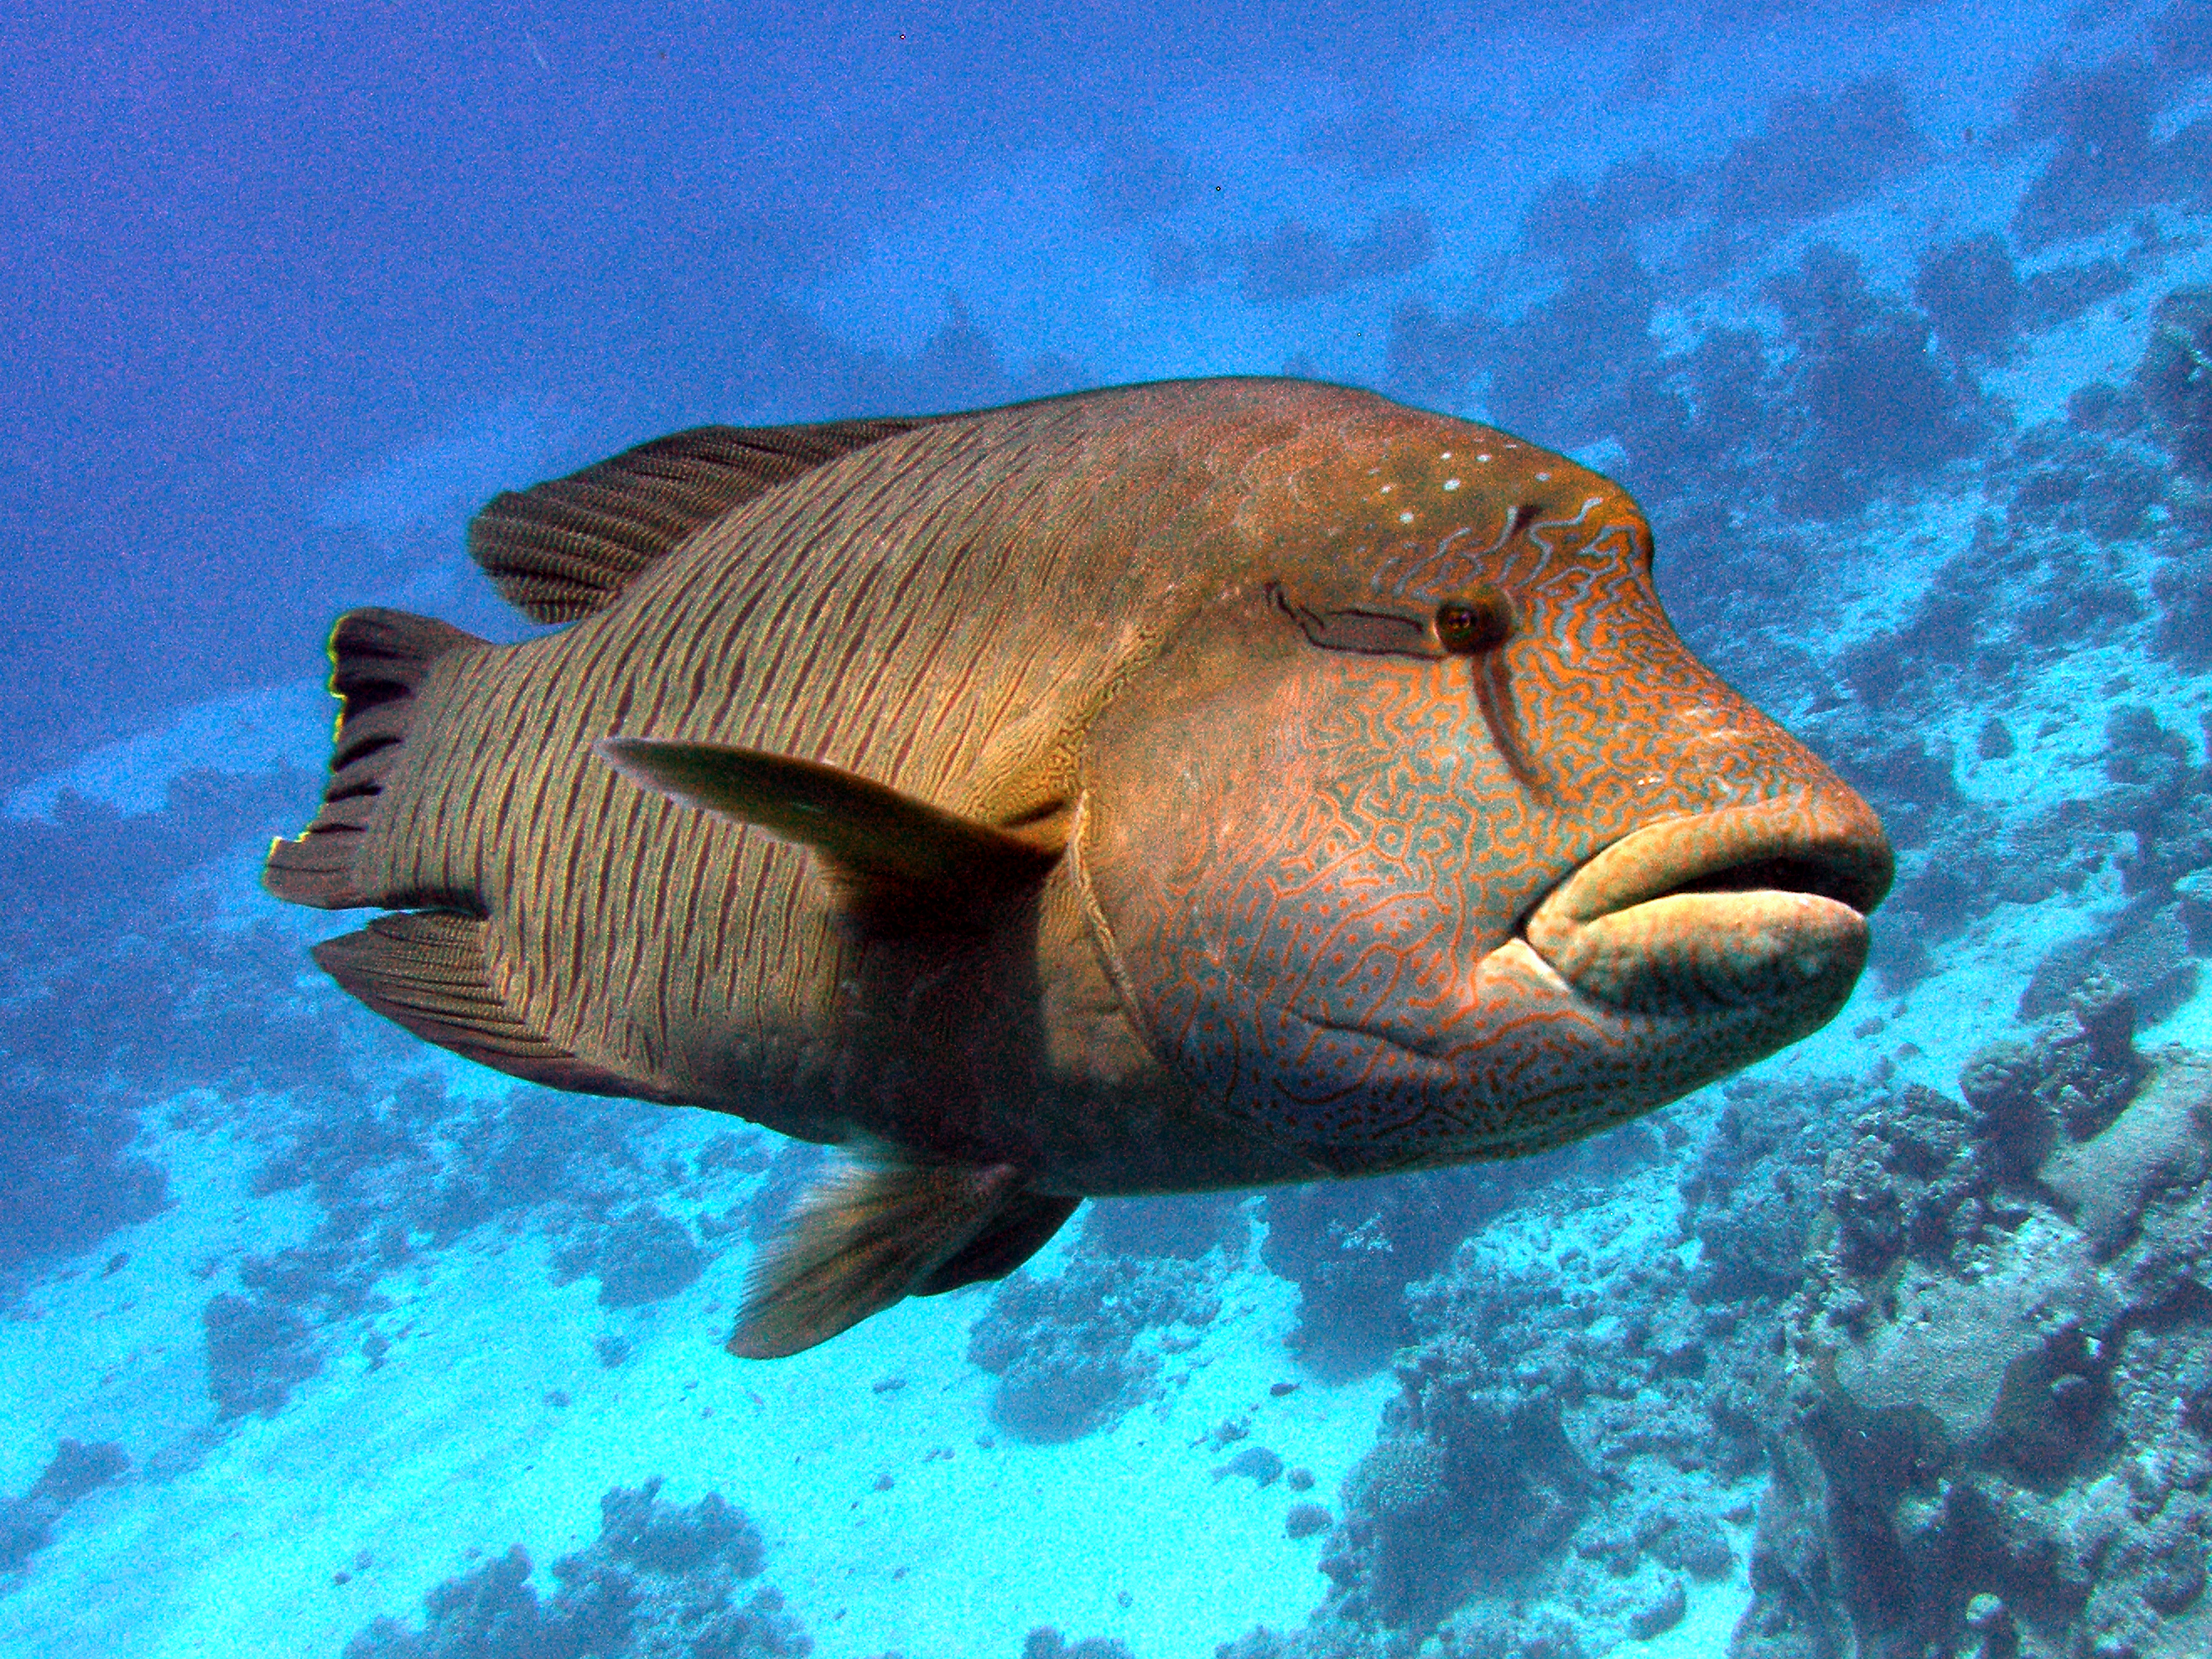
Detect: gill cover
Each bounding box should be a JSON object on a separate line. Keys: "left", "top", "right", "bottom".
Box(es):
{"left": 1075, "top": 588, "right": 1516, "bottom": 1176}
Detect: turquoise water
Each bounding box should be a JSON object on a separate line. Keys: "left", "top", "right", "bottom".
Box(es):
{"left": 5, "top": 2, "right": 2212, "bottom": 1655}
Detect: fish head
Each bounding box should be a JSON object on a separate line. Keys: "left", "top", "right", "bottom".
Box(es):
{"left": 1072, "top": 395, "right": 1893, "bottom": 1176}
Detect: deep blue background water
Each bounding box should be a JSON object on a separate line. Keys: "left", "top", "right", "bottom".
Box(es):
{"left": 2, "top": 0, "right": 2010, "bottom": 773}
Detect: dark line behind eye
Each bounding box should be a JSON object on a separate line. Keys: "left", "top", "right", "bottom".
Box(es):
{"left": 1473, "top": 652, "right": 1542, "bottom": 796}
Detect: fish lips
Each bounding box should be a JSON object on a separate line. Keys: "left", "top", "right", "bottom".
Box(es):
{"left": 1520, "top": 800, "right": 1893, "bottom": 1017}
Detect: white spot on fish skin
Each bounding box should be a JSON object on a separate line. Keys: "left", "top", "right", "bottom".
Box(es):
{"left": 1399, "top": 510, "right": 1415, "bottom": 524}
{"left": 1536, "top": 471, "right": 1552, "bottom": 481}
{"left": 1443, "top": 479, "right": 1460, "bottom": 491}
{"left": 1476, "top": 453, "right": 1493, "bottom": 463}
{"left": 1441, "top": 451, "right": 1453, "bottom": 460}
{"left": 1380, "top": 483, "right": 1394, "bottom": 493}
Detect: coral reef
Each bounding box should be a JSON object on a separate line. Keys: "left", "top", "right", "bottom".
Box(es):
{"left": 1482, "top": 251, "right": 1659, "bottom": 450}
{"left": 2010, "top": 54, "right": 2163, "bottom": 251}
{"left": 1078, "top": 1193, "right": 1248, "bottom": 1262}
{"left": 1259, "top": 1169, "right": 1503, "bottom": 1376}
{"left": 203, "top": 1290, "right": 328, "bottom": 1420}
{"left": 215, "top": 1064, "right": 748, "bottom": 1417}
{"left": 553, "top": 1205, "right": 707, "bottom": 1309}
{"left": 1714, "top": 75, "right": 1928, "bottom": 226}
{"left": 1297, "top": 1144, "right": 1778, "bottom": 1650}
{"left": 1761, "top": 245, "right": 1988, "bottom": 516}
{"left": 967, "top": 1251, "right": 1222, "bottom": 1440}
{"left": 1259, "top": 1136, "right": 1661, "bottom": 1380}
{"left": 1323, "top": 1394, "right": 1593, "bottom": 1630}
{"left": 0, "top": 1077, "right": 169, "bottom": 1285}
{"left": 1150, "top": 211, "right": 1435, "bottom": 306}
{"left": 1680, "top": 1074, "right": 1859, "bottom": 1304}
{"left": 1020, "top": 1628, "right": 1134, "bottom": 1659}
{"left": 342, "top": 1480, "right": 804, "bottom": 1659}
{"left": 1915, "top": 232, "right": 2022, "bottom": 362}
{"left": 1083, "top": 135, "right": 1192, "bottom": 226}
{"left": 1739, "top": 992, "right": 2212, "bottom": 1657}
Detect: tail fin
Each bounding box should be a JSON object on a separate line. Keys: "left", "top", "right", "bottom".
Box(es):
{"left": 264, "top": 608, "right": 485, "bottom": 910}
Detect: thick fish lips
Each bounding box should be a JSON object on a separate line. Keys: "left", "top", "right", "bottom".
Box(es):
{"left": 1519, "top": 797, "right": 1894, "bottom": 1020}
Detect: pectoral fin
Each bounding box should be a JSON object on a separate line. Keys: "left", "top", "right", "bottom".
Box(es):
{"left": 728, "top": 1162, "right": 1067, "bottom": 1359}
{"left": 595, "top": 739, "right": 1061, "bottom": 930}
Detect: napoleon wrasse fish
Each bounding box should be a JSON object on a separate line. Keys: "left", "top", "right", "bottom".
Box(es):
{"left": 266, "top": 378, "right": 1892, "bottom": 1357}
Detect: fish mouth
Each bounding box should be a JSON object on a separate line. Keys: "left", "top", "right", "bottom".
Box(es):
{"left": 1520, "top": 801, "right": 1893, "bottom": 1014}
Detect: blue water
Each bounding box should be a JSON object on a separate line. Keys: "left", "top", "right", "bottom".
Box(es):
{"left": 6, "top": 1, "right": 2212, "bottom": 1654}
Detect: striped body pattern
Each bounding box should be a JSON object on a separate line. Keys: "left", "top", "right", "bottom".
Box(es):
{"left": 267, "top": 377, "right": 1892, "bottom": 1355}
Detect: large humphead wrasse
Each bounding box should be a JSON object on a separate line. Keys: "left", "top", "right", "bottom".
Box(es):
{"left": 266, "top": 378, "right": 1892, "bottom": 1356}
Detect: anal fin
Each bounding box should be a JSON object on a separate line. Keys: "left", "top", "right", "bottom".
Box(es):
{"left": 913, "top": 1190, "right": 1079, "bottom": 1296}
{"left": 313, "top": 912, "right": 662, "bottom": 1101}
{"left": 729, "top": 1162, "right": 1066, "bottom": 1359}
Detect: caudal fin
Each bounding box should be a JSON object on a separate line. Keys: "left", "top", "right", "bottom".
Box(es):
{"left": 263, "top": 608, "right": 485, "bottom": 910}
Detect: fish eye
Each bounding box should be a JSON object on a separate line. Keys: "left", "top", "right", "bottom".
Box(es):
{"left": 1435, "top": 586, "right": 1514, "bottom": 654}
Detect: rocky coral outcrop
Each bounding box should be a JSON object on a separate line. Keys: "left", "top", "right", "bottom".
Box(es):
{"left": 342, "top": 1479, "right": 805, "bottom": 1659}
{"left": 1738, "top": 990, "right": 2212, "bottom": 1659}
{"left": 1297, "top": 1146, "right": 1774, "bottom": 1651}
{"left": 967, "top": 1249, "right": 1223, "bottom": 1440}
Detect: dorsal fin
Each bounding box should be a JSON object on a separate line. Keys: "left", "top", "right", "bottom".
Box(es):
{"left": 595, "top": 739, "right": 1063, "bottom": 931}
{"left": 469, "top": 418, "right": 925, "bottom": 624}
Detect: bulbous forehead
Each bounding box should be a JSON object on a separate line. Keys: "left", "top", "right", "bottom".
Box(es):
{"left": 1225, "top": 402, "right": 1655, "bottom": 614}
